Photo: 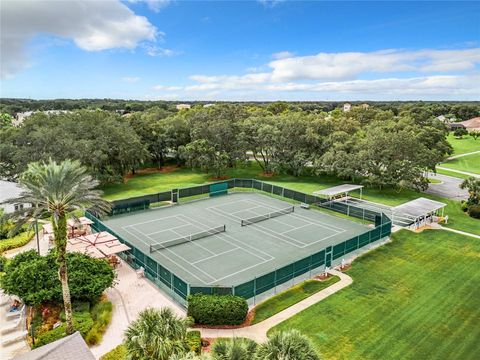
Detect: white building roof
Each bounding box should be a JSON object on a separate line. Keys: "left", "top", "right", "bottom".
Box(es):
{"left": 313, "top": 184, "right": 364, "bottom": 197}
{"left": 0, "top": 180, "right": 23, "bottom": 204}
{"left": 392, "top": 197, "right": 446, "bottom": 219}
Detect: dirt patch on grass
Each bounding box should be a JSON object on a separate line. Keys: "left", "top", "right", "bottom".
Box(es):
{"left": 208, "top": 175, "right": 230, "bottom": 181}
{"left": 258, "top": 172, "right": 275, "bottom": 177}
{"left": 124, "top": 165, "right": 180, "bottom": 182}
{"left": 315, "top": 273, "right": 334, "bottom": 281}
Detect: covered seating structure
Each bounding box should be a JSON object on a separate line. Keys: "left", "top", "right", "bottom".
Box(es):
{"left": 392, "top": 197, "right": 447, "bottom": 229}
{"left": 313, "top": 184, "right": 364, "bottom": 201}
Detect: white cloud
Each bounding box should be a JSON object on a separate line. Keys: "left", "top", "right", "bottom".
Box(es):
{"left": 1, "top": 0, "right": 157, "bottom": 78}
{"left": 272, "top": 51, "right": 294, "bottom": 60}
{"left": 127, "top": 0, "right": 172, "bottom": 13}
{"left": 144, "top": 45, "right": 180, "bottom": 57}
{"left": 258, "top": 0, "right": 285, "bottom": 8}
{"left": 122, "top": 76, "right": 141, "bottom": 83}
{"left": 153, "top": 85, "right": 183, "bottom": 91}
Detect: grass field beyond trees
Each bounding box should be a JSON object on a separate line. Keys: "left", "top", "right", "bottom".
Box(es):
{"left": 446, "top": 133, "right": 480, "bottom": 155}
{"left": 271, "top": 230, "right": 480, "bottom": 360}
{"left": 441, "top": 153, "right": 480, "bottom": 175}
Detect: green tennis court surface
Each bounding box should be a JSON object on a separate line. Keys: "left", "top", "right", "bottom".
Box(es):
{"left": 103, "top": 192, "right": 368, "bottom": 287}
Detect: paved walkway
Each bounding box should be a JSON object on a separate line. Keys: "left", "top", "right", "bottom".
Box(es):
{"left": 196, "top": 269, "right": 352, "bottom": 343}
{"left": 440, "top": 226, "right": 480, "bottom": 239}
{"left": 436, "top": 166, "right": 479, "bottom": 178}
{"left": 447, "top": 150, "right": 480, "bottom": 160}
{"left": 90, "top": 260, "right": 185, "bottom": 359}
{"left": 424, "top": 173, "right": 468, "bottom": 200}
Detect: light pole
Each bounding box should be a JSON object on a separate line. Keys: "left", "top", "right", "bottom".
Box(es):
{"left": 35, "top": 218, "right": 40, "bottom": 254}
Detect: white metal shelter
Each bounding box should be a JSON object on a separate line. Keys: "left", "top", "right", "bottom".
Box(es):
{"left": 313, "top": 184, "right": 364, "bottom": 200}
{"left": 392, "top": 198, "right": 447, "bottom": 228}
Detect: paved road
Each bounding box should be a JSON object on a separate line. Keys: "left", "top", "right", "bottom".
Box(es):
{"left": 424, "top": 173, "right": 468, "bottom": 200}
{"left": 447, "top": 150, "right": 480, "bottom": 160}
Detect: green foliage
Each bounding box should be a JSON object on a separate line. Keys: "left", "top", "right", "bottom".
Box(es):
{"left": 459, "top": 177, "right": 480, "bottom": 206}
{"left": 33, "top": 311, "right": 94, "bottom": 348}
{"left": 252, "top": 277, "right": 340, "bottom": 324}
{"left": 100, "top": 345, "right": 127, "bottom": 360}
{"left": 467, "top": 204, "right": 480, "bottom": 219}
{"left": 256, "top": 330, "right": 320, "bottom": 360}
{"left": 211, "top": 337, "right": 258, "bottom": 360}
{"left": 0, "top": 255, "right": 7, "bottom": 272}
{"left": 454, "top": 127, "right": 468, "bottom": 138}
{"left": 187, "top": 294, "right": 248, "bottom": 326}
{"left": 0, "top": 230, "right": 33, "bottom": 253}
{"left": 124, "top": 307, "right": 191, "bottom": 360}
{"left": 470, "top": 130, "right": 480, "bottom": 141}
{"left": 273, "top": 230, "right": 480, "bottom": 359}
{"left": 1, "top": 251, "right": 115, "bottom": 305}
{"left": 186, "top": 331, "right": 202, "bottom": 355}
{"left": 85, "top": 300, "right": 113, "bottom": 345}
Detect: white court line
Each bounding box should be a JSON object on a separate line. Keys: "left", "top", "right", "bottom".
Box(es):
{"left": 192, "top": 248, "right": 239, "bottom": 264}
{"left": 145, "top": 223, "right": 193, "bottom": 236}
{"left": 125, "top": 214, "right": 187, "bottom": 228}
{"left": 280, "top": 223, "right": 312, "bottom": 234}
{"left": 206, "top": 205, "right": 306, "bottom": 248}
{"left": 180, "top": 214, "right": 273, "bottom": 262}
{"left": 246, "top": 197, "right": 346, "bottom": 233}
{"left": 229, "top": 205, "right": 269, "bottom": 216}
{"left": 206, "top": 258, "right": 272, "bottom": 285}
{"left": 169, "top": 227, "right": 216, "bottom": 256}
{"left": 121, "top": 225, "right": 214, "bottom": 284}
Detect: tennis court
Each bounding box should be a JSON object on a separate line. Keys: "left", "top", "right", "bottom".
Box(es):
{"left": 102, "top": 192, "right": 368, "bottom": 288}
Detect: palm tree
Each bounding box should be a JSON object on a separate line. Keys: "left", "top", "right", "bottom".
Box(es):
{"left": 211, "top": 337, "right": 257, "bottom": 360}
{"left": 255, "top": 330, "right": 320, "bottom": 360}
{"left": 124, "top": 307, "right": 191, "bottom": 360}
{"left": 5, "top": 159, "right": 111, "bottom": 334}
{"left": 460, "top": 177, "right": 480, "bottom": 205}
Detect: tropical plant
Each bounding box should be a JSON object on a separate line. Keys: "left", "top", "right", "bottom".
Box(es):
{"left": 211, "top": 337, "right": 257, "bottom": 360}
{"left": 124, "top": 307, "right": 191, "bottom": 360}
{"left": 460, "top": 177, "right": 480, "bottom": 206}
{"left": 255, "top": 330, "right": 320, "bottom": 360}
{"left": 3, "top": 159, "right": 111, "bottom": 334}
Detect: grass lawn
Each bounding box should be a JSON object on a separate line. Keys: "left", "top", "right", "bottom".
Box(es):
{"left": 441, "top": 153, "right": 480, "bottom": 175}
{"left": 436, "top": 167, "right": 472, "bottom": 180}
{"left": 447, "top": 133, "right": 480, "bottom": 156}
{"left": 251, "top": 276, "right": 340, "bottom": 325}
{"left": 271, "top": 229, "right": 480, "bottom": 360}
{"left": 99, "top": 162, "right": 480, "bottom": 235}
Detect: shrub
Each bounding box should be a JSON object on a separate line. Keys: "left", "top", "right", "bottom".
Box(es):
{"left": 186, "top": 331, "right": 201, "bottom": 355}
{"left": 0, "top": 231, "right": 33, "bottom": 254}
{"left": 85, "top": 300, "right": 113, "bottom": 345}
{"left": 468, "top": 205, "right": 480, "bottom": 219}
{"left": 100, "top": 344, "right": 127, "bottom": 360}
{"left": 0, "top": 255, "right": 7, "bottom": 272}
{"left": 187, "top": 294, "right": 248, "bottom": 325}
{"left": 33, "top": 311, "right": 94, "bottom": 348}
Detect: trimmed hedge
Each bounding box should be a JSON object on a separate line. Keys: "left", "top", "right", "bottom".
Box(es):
{"left": 186, "top": 330, "right": 201, "bottom": 354}
{"left": 100, "top": 344, "right": 126, "bottom": 360}
{"left": 0, "top": 231, "right": 33, "bottom": 254}
{"left": 187, "top": 293, "right": 248, "bottom": 325}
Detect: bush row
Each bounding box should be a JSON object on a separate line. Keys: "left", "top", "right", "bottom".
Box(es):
{"left": 187, "top": 293, "right": 248, "bottom": 325}
{"left": 0, "top": 231, "right": 33, "bottom": 254}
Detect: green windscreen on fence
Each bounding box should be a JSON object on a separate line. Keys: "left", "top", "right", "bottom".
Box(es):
{"left": 210, "top": 182, "right": 228, "bottom": 197}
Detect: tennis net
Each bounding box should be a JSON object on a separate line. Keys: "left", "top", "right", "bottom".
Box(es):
{"left": 241, "top": 206, "right": 294, "bottom": 226}
{"left": 149, "top": 225, "right": 226, "bottom": 253}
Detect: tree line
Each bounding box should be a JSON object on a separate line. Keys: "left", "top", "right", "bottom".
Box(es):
{"left": 0, "top": 103, "right": 463, "bottom": 190}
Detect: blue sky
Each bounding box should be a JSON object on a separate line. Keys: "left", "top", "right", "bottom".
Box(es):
{"left": 1, "top": 0, "right": 479, "bottom": 100}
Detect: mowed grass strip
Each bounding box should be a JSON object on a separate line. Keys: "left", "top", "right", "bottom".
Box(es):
{"left": 271, "top": 230, "right": 480, "bottom": 360}
{"left": 251, "top": 277, "right": 340, "bottom": 325}
{"left": 441, "top": 152, "right": 480, "bottom": 175}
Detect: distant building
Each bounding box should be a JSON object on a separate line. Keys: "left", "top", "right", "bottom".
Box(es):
{"left": 449, "top": 123, "right": 466, "bottom": 131}
{"left": 361, "top": 103, "right": 370, "bottom": 109}
{"left": 203, "top": 103, "right": 215, "bottom": 108}
{"left": 0, "top": 180, "right": 32, "bottom": 213}
{"left": 14, "top": 110, "right": 70, "bottom": 126}
{"left": 13, "top": 332, "right": 95, "bottom": 360}
{"left": 176, "top": 104, "right": 191, "bottom": 110}
{"left": 459, "top": 117, "right": 480, "bottom": 132}
{"left": 343, "top": 103, "right": 351, "bottom": 112}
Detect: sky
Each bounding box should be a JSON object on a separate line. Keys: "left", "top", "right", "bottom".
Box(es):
{"left": 1, "top": 0, "right": 479, "bottom": 101}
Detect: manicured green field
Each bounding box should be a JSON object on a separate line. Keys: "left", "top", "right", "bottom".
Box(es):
{"left": 447, "top": 133, "right": 480, "bottom": 155}
{"left": 441, "top": 153, "right": 480, "bottom": 175}
{"left": 436, "top": 167, "right": 472, "bottom": 180}
{"left": 271, "top": 230, "right": 480, "bottom": 360}
{"left": 100, "top": 162, "right": 480, "bottom": 235}
{"left": 251, "top": 277, "right": 340, "bottom": 325}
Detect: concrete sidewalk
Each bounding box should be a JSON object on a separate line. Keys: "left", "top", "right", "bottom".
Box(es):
{"left": 436, "top": 166, "right": 479, "bottom": 178}
{"left": 447, "top": 150, "right": 480, "bottom": 160}
{"left": 197, "top": 269, "right": 352, "bottom": 342}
